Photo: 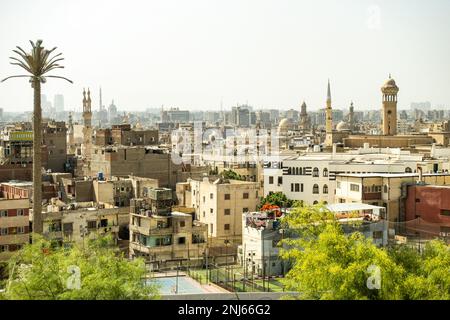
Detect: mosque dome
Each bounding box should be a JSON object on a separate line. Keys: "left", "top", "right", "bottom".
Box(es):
{"left": 278, "top": 118, "right": 291, "bottom": 134}
{"left": 336, "top": 120, "right": 350, "bottom": 132}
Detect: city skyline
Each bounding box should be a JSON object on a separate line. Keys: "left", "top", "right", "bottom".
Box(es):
{"left": 1, "top": 0, "right": 449, "bottom": 112}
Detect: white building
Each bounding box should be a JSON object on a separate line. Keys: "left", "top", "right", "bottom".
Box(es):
{"left": 264, "top": 145, "right": 432, "bottom": 205}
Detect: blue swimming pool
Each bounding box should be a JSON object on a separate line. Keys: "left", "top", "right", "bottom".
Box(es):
{"left": 147, "top": 276, "right": 206, "bottom": 294}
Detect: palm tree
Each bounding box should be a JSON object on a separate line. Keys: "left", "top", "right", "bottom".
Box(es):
{"left": 1, "top": 40, "right": 72, "bottom": 235}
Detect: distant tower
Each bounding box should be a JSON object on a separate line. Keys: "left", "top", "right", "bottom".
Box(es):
{"left": 325, "top": 79, "right": 333, "bottom": 147}
{"left": 299, "top": 101, "right": 310, "bottom": 131}
{"left": 348, "top": 101, "right": 355, "bottom": 130}
{"left": 67, "top": 112, "right": 75, "bottom": 154}
{"left": 99, "top": 87, "right": 103, "bottom": 111}
{"left": 82, "top": 88, "right": 93, "bottom": 162}
{"left": 381, "top": 75, "right": 399, "bottom": 136}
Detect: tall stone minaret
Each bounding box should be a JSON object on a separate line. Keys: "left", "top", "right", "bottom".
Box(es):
{"left": 67, "top": 112, "right": 75, "bottom": 154}
{"left": 381, "top": 75, "right": 399, "bottom": 136}
{"left": 325, "top": 79, "right": 333, "bottom": 147}
{"left": 82, "top": 88, "right": 93, "bottom": 166}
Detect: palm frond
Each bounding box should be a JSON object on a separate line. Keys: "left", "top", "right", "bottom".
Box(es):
{"left": 1, "top": 75, "right": 30, "bottom": 82}
{"left": 46, "top": 75, "right": 73, "bottom": 84}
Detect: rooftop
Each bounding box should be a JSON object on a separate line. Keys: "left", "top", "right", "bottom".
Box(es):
{"left": 337, "top": 172, "right": 450, "bottom": 178}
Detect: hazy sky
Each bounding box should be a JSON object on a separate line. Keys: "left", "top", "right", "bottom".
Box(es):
{"left": 0, "top": 0, "right": 449, "bottom": 113}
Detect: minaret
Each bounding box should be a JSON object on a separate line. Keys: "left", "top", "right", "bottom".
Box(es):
{"left": 381, "top": 75, "right": 399, "bottom": 136}
{"left": 349, "top": 101, "right": 355, "bottom": 131}
{"left": 67, "top": 112, "right": 75, "bottom": 154}
{"left": 325, "top": 79, "right": 333, "bottom": 147}
{"left": 299, "top": 101, "right": 310, "bottom": 131}
{"left": 82, "top": 88, "right": 93, "bottom": 167}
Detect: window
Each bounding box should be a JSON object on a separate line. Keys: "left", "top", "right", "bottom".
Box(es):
{"left": 224, "top": 194, "right": 230, "bottom": 200}
{"left": 256, "top": 190, "right": 259, "bottom": 198}
{"left": 441, "top": 209, "right": 450, "bottom": 216}
{"left": 323, "top": 168, "right": 328, "bottom": 177}
{"left": 63, "top": 223, "right": 73, "bottom": 233}
{"left": 323, "top": 184, "right": 328, "bottom": 194}
{"left": 278, "top": 176, "right": 283, "bottom": 185}
{"left": 405, "top": 167, "right": 412, "bottom": 173}
{"left": 0, "top": 210, "right": 7, "bottom": 217}
{"left": 0, "top": 228, "right": 8, "bottom": 235}
{"left": 178, "top": 237, "right": 186, "bottom": 245}
{"left": 203, "top": 196, "right": 206, "bottom": 203}
{"left": 243, "top": 208, "right": 249, "bottom": 213}
{"left": 336, "top": 181, "right": 341, "bottom": 189}
{"left": 243, "top": 192, "right": 249, "bottom": 199}
{"left": 383, "top": 185, "right": 388, "bottom": 193}
{"left": 100, "top": 219, "right": 108, "bottom": 227}
{"left": 224, "top": 209, "right": 231, "bottom": 216}
{"left": 16, "top": 226, "right": 25, "bottom": 234}
{"left": 313, "top": 184, "right": 319, "bottom": 194}
{"left": 350, "top": 184, "right": 360, "bottom": 192}
{"left": 224, "top": 224, "right": 230, "bottom": 231}
{"left": 313, "top": 201, "right": 318, "bottom": 205}
{"left": 373, "top": 231, "right": 383, "bottom": 239}
{"left": 210, "top": 193, "right": 213, "bottom": 199}
{"left": 87, "top": 220, "right": 97, "bottom": 229}
{"left": 179, "top": 221, "right": 186, "bottom": 228}
{"left": 269, "top": 176, "right": 274, "bottom": 184}
{"left": 301, "top": 184, "right": 304, "bottom": 192}
{"left": 0, "top": 245, "right": 8, "bottom": 253}
{"left": 295, "top": 183, "right": 300, "bottom": 192}
{"left": 210, "top": 208, "right": 213, "bottom": 214}
{"left": 291, "top": 183, "right": 294, "bottom": 192}
{"left": 210, "top": 224, "right": 214, "bottom": 233}
{"left": 313, "top": 167, "right": 319, "bottom": 177}
{"left": 17, "top": 209, "right": 25, "bottom": 216}
{"left": 203, "top": 211, "right": 205, "bottom": 218}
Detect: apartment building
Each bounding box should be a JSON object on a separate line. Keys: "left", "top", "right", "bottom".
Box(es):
{"left": 93, "top": 124, "right": 158, "bottom": 146}
{"left": 187, "top": 177, "right": 260, "bottom": 248}
{"left": 41, "top": 201, "right": 121, "bottom": 245}
{"left": 129, "top": 188, "right": 207, "bottom": 270}
{"left": 0, "top": 196, "right": 30, "bottom": 262}
{"left": 88, "top": 146, "right": 181, "bottom": 188}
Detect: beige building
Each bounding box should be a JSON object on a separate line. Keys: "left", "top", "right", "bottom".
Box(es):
{"left": 185, "top": 177, "right": 260, "bottom": 248}
{"left": 41, "top": 201, "right": 121, "bottom": 245}
{"left": 88, "top": 146, "right": 181, "bottom": 188}
{"left": 129, "top": 189, "right": 207, "bottom": 270}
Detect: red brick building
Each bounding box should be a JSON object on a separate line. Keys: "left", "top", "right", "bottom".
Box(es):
{"left": 404, "top": 185, "right": 450, "bottom": 241}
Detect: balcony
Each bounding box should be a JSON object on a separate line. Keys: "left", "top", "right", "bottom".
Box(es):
{"left": 362, "top": 192, "right": 381, "bottom": 200}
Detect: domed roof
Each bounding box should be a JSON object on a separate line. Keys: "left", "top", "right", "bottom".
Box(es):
{"left": 382, "top": 76, "right": 399, "bottom": 91}
{"left": 278, "top": 118, "right": 291, "bottom": 133}
{"left": 336, "top": 120, "right": 350, "bottom": 131}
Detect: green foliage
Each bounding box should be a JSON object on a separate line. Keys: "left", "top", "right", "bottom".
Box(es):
{"left": 258, "top": 192, "right": 294, "bottom": 209}
{"left": 280, "top": 204, "right": 450, "bottom": 300}
{"left": 221, "top": 169, "right": 246, "bottom": 181}
{"left": 0, "top": 235, "right": 159, "bottom": 300}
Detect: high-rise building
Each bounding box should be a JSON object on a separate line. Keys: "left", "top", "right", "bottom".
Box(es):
{"left": 54, "top": 94, "right": 64, "bottom": 113}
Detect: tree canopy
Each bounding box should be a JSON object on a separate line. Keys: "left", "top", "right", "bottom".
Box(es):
{"left": 0, "top": 235, "right": 159, "bottom": 300}
{"left": 258, "top": 192, "right": 294, "bottom": 209}
{"left": 280, "top": 204, "right": 450, "bottom": 300}
{"left": 221, "top": 169, "right": 246, "bottom": 181}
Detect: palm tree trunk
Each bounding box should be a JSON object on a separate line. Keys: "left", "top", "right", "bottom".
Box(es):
{"left": 32, "top": 78, "right": 43, "bottom": 234}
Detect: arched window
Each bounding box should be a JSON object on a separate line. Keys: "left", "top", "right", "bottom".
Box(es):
{"left": 323, "top": 184, "right": 328, "bottom": 194}
{"left": 313, "top": 200, "right": 318, "bottom": 205}
{"left": 313, "top": 167, "right": 319, "bottom": 177}
{"left": 313, "top": 184, "right": 319, "bottom": 194}
{"left": 299, "top": 167, "right": 303, "bottom": 175}
{"left": 405, "top": 167, "right": 412, "bottom": 173}
{"left": 323, "top": 168, "right": 328, "bottom": 177}
{"left": 323, "top": 201, "right": 328, "bottom": 205}
{"left": 383, "top": 185, "right": 388, "bottom": 193}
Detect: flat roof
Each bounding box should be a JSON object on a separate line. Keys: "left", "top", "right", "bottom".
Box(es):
{"left": 337, "top": 172, "right": 450, "bottom": 178}
{"left": 327, "top": 203, "right": 385, "bottom": 213}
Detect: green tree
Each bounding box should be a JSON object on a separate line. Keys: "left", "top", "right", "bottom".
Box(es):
{"left": 391, "top": 241, "right": 450, "bottom": 300}
{"left": 258, "top": 192, "right": 294, "bottom": 209}
{"left": 280, "top": 205, "right": 404, "bottom": 300}
{"left": 221, "top": 169, "right": 245, "bottom": 181}
{"left": 0, "top": 235, "right": 159, "bottom": 300}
